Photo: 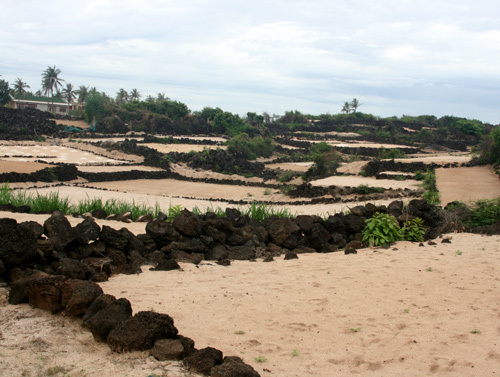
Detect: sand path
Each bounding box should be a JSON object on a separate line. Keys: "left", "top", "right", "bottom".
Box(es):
{"left": 99, "top": 233, "right": 500, "bottom": 376}
{"left": 436, "top": 166, "right": 500, "bottom": 205}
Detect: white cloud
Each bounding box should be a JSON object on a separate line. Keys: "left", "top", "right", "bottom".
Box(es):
{"left": 1, "top": 0, "right": 499, "bottom": 122}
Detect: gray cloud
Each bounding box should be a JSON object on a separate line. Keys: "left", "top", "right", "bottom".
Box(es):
{"left": 1, "top": 0, "right": 499, "bottom": 123}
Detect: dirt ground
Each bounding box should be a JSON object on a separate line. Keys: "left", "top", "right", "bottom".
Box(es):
{"left": 436, "top": 166, "right": 500, "bottom": 205}
{"left": 1, "top": 222, "right": 500, "bottom": 376}
{"left": 1, "top": 141, "right": 500, "bottom": 377}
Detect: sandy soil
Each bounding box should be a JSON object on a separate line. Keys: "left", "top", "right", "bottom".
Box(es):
{"left": 77, "top": 165, "right": 165, "bottom": 173}
{"left": 146, "top": 143, "right": 225, "bottom": 154}
{"left": 437, "top": 166, "right": 500, "bottom": 205}
{"left": 0, "top": 160, "right": 51, "bottom": 173}
{"left": 1, "top": 225, "right": 500, "bottom": 376}
{"left": 51, "top": 119, "right": 90, "bottom": 129}
{"left": 395, "top": 154, "right": 472, "bottom": 165}
{"left": 265, "top": 162, "right": 313, "bottom": 172}
{"left": 0, "top": 145, "right": 127, "bottom": 165}
{"left": 2, "top": 140, "right": 500, "bottom": 376}
{"left": 310, "top": 175, "right": 421, "bottom": 190}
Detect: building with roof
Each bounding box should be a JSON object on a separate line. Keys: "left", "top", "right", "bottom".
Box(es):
{"left": 9, "top": 94, "right": 72, "bottom": 114}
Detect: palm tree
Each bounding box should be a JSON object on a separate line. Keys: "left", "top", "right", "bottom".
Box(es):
{"left": 350, "top": 98, "right": 361, "bottom": 112}
{"left": 12, "top": 78, "right": 30, "bottom": 97}
{"left": 145, "top": 95, "right": 155, "bottom": 103}
{"left": 156, "top": 92, "right": 166, "bottom": 102}
{"left": 341, "top": 101, "right": 351, "bottom": 114}
{"left": 130, "top": 88, "right": 141, "bottom": 101}
{"left": 41, "top": 66, "right": 65, "bottom": 98}
{"left": 62, "top": 83, "right": 76, "bottom": 104}
{"left": 76, "top": 85, "right": 89, "bottom": 105}
{"left": 116, "top": 88, "right": 129, "bottom": 105}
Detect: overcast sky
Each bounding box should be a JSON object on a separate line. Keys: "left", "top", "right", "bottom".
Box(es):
{"left": 1, "top": 0, "right": 499, "bottom": 123}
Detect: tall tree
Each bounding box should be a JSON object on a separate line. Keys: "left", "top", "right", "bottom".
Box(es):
{"left": 41, "top": 66, "right": 65, "bottom": 98}
{"left": 341, "top": 101, "right": 351, "bottom": 114}
{"left": 350, "top": 98, "right": 361, "bottom": 112}
{"left": 62, "top": 83, "right": 76, "bottom": 103}
{"left": 130, "top": 88, "right": 141, "bottom": 101}
{"left": 0, "top": 79, "right": 10, "bottom": 105}
{"left": 12, "top": 78, "right": 30, "bottom": 97}
{"left": 115, "top": 88, "right": 129, "bottom": 105}
{"left": 76, "top": 85, "right": 89, "bottom": 104}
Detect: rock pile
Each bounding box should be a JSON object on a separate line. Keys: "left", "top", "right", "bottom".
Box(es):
{"left": 0, "top": 107, "right": 61, "bottom": 140}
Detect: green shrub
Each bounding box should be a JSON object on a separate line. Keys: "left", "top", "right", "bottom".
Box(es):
{"left": 356, "top": 184, "right": 370, "bottom": 195}
{"left": 279, "top": 171, "right": 295, "bottom": 182}
{"left": 423, "top": 190, "right": 441, "bottom": 205}
{"left": 414, "top": 171, "right": 425, "bottom": 181}
{"left": 378, "top": 147, "right": 405, "bottom": 159}
{"left": 362, "top": 212, "right": 403, "bottom": 246}
{"left": 401, "top": 217, "right": 426, "bottom": 242}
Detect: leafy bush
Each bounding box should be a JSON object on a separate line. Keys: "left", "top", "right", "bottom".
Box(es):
{"left": 401, "top": 217, "right": 426, "bottom": 242}
{"left": 362, "top": 213, "right": 402, "bottom": 246}
{"left": 378, "top": 147, "right": 406, "bottom": 159}
{"left": 465, "top": 198, "right": 500, "bottom": 227}
{"left": 414, "top": 171, "right": 425, "bottom": 181}
{"left": 423, "top": 190, "right": 441, "bottom": 205}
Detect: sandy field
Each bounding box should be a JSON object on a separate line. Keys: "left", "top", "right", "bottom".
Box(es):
{"left": 1, "top": 139, "right": 500, "bottom": 376}
{"left": 437, "top": 166, "right": 500, "bottom": 206}
{"left": 0, "top": 145, "right": 127, "bottom": 165}
{"left": 1, "top": 216, "right": 499, "bottom": 376}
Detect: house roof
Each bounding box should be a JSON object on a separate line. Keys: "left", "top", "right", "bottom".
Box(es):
{"left": 10, "top": 94, "right": 69, "bottom": 105}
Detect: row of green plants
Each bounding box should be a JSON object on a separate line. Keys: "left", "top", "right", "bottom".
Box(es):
{"left": 446, "top": 198, "right": 500, "bottom": 228}
{"left": 420, "top": 169, "right": 441, "bottom": 205}
{"left": 0, "top": 184, "right": 294, "bottom": 223}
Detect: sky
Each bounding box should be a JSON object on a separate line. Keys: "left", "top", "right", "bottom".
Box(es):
{"left": 1, "top": 0, "right": 500, "bottom": 124}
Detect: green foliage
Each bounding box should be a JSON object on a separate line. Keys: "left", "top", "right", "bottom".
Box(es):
{"left": 85, "top": 92, "right": 107, "bottom": 123}
{"left": 255, "top": 356, "right": 268, "bottom": 363}
{"left": 401, "top": 217, "right": 426, "bottom": 242}
{"left": 362, "top": 212, "right": 403, "bottom": 246}
{"left": 422, "top": 169, "right": 437, "bottom": 191}
{"left": 226, "top": 134, "right": 274, "bottom": 159}
{"left": 279, "top": 171, "right": 295, "bottom": 182}
{"left": 213, "top": 111, "right": 252, "bottom": 135}
{"left": 356, "top": 184, "right": 370, "bottom": 195}
{"left": 463, "top": 198, "right": 500, "bottom": 227}
{"left": 0, "top": 79, "right": 10, "bottom": 106}
{"left": 414, "top": 171, "right": 425, "bottom": 181}
{"left": 479, "top": 126, "right": 500, "bottom": 165}
{"left": 378, "top": 147, "right": 406, "bottom": 159}
{"left": 423, "top": 190, "right": 441, "bottom": 205}
{"left": 279, "top": 184, "right": 296, "bottom": 196}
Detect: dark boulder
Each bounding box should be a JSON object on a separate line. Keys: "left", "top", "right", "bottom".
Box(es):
{"left": 8, "top": 270, "right": 49, "bottom": 304}
{"left": 0, "top": 222, "right": 39, "bottom": 268}
{"left": 146, "top": 219, "right": 181, "bottom": 249}
{"left": 184, "top": 347, "right": 224, "bottom": 376}
{"left": 284, "top": 251, "right": 298, "bottom": 260}
{"left": 28, "top": 275, "right": 68, "bottom": 313}
{"left": 19, "top": 221, "right": 44, "bottom": 239}
{"left": 211, "top": 356, "right": 261, "bottom": 377}
{"left": 0, "top": 218, "right": 17, "bottom": 236}
{"left": 150, "top": 338, "right": 188, "bottom": 361}
{"left": 152, "top": 257, "right": 181, "bottom": 271}
{"left": 86, "top": 297, "right": 133, "bottom": 342}
{"left": 43, "top": 211, "right": 75, "bottom": 251}
{"left": 343, "top": 214, "right": 366, "bottom": 235}
{"left": 82, "top": 293, "right": 117, "bottom": 325}
{"left": 61, "top": 279, "right": 103, "bottom": 316}
{"left": 227, "top": 244, "right": 256, "bottom": 260}
{"left": 73, "top": 218, "right": 101, "bottom": 244}
{"left": 301, "top": 223, "right": 331, "bottom": 251}
{"left": 172, "top": 210, "right": 203, "bottom": 236}
{"left": 205, "top": 245, "right": 229, "bottom": 261}
{"left": 267, "top": 218, "right": 300, "bottom": 246}
{"left": 55, "top": 258, "right": 93, "bottom": 280}
{"left": 100, "top": 226, "right": 128, "bottom": 250}
{"left": 107, "top": 311, "right": 178, "bottom": 352}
